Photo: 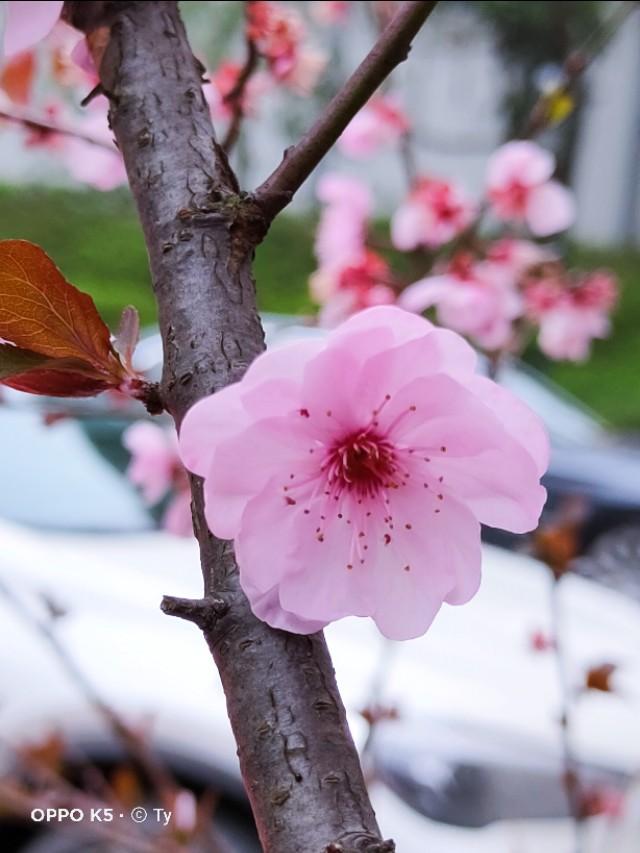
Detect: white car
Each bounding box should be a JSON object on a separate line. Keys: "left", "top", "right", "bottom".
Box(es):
{"left": 0, "top": 328, "right": 639, "bottom": 852}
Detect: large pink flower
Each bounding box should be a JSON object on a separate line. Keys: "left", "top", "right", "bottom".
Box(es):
{"left": 179, "top": 307, "right": 548, "bottom": 640}
{"left": 399, "top": 254, "right": 522, "bottom": 350}
{"left": 391, "top": 177, "right": 476, "bottom": 250}
{"left": 1, "top": 1, "right": 63, "bottom": 61}
{"left": 339, "top": 95, "right": 410, "bottom": 158}
{"left": 486, "top": 141, "right": 575, "bottom": 237}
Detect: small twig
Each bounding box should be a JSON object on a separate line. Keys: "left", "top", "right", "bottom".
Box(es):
{"left": 549, "top": 576, "right": 584, "bottom": 853}
{"left": 161, "top": 595, "right": 229, "bottom": 630}
{"left": 221, "top": 38, "right": 259, "bottom": 153}
{"left": 0, "top": 576, "right": 177, "bottom": 806}
{"left": 255, "top": 0, "right": 437, "bottom": 218}
{"left": 0, "top": 107, "right": 115, "bottom": 150}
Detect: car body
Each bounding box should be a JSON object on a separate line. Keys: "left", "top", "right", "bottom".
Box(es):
{"left": 0, "top": 389, "right": 639, "bottom": 851}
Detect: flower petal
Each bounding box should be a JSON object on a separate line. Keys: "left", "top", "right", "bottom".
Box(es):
{"left": 526, "top": 181, "right": 575, "bottom": 236}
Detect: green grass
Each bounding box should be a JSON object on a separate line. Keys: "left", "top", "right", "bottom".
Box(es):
{"left": 1, "top": 186, "right": 638, "bottom": 428}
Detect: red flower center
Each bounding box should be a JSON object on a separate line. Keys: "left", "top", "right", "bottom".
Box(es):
{"left": 325, "top": 431, "right": 399, "bottom": 498}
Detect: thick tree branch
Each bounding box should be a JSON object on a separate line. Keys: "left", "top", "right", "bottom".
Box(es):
{"left": 71, "top": 2, "right": 399, "bottom": 850}
{"left": 255, "top": 0, "right": 436, "bottom": 217}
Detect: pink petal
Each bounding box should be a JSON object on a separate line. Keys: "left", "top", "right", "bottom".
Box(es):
{"left": 397, "top": 276, "right": 450, "bottom": 314}
{"left": 391, "top": 201, "right": 428, "bottom": 251}
{"left": 202, "top": 416, "right": 315, "bottom": 540}
{"left": 163, "top": 491, "right": 193, "bottom": 537}
{"left": 3, "top": 0, "right": 63, "bottom": 59}
{"left": 486, "top": 140, "right": 554, "bottom": 189}
{"left": 467, "top": 375, "right": 549, "bottom": 476}
{"left": 526, "top": 181, "right": 575, "bottom": 236}
{"left": 248, "top": 585, "right": 328, "bottom": 634}
{"left": 334, "top": 304, "right": 434, "bottom": 347}
{"left": 369, "top": 486, "right": 481, "bottom": 639}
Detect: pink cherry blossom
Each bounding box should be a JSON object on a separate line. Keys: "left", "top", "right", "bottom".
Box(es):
{"left": 1, "top": 1, "right": 63, "bottom": 61}
{"left": 399, "top": 253, "right": 522, "bottom": 350}
{"left": 179, "top": 306, "right": 548, "bottom": 640}
{"left": 124, "top": 421, "right": 192, "bottom": 537}
{"left": 486, "top": 141, "right": 575, "bottom": 237}
{"left": 486, "top": 238, "right": 555, "bottom": 279}
{"left": 313, "top": 172, "right": 372, "bottom": 274}
{"left": 316, "top": 251, "right": 396, "bottom": 326}
{"left": 246, "top": 0, "right": 326, "bottom": 94}
{"left": 524, "top": 270, "right": 618, "bottom": 361}
{"left": 339, "top": 95, "right": 410, "bottom": 158}
{"left": 391, "top": 176, "right": 476, "bottom": 250}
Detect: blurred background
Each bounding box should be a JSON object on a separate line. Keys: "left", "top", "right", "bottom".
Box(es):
{"left": 1, "top": 2, "right": 640, "bottom": 853}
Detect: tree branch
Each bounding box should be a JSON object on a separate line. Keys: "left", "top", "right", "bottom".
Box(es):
{"left": 0, "top": 106, "right": 115, "bottom": 150}
{"left": 221, "top": 37, "right": 259, "bottom": 153}
{"left": 255, "top": 0, "right": 437, "bottom": 218}
{"left": 71, "top": 2, "right": 399, "bottom": 850}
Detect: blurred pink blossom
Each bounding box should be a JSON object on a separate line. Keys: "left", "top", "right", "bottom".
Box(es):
{"left": 1, "top": 1, "right": 63, "bottom": 61}
{"left": 246, "top": 0, "right": 325, "bottom": 93}
{"left": 316, "top": 251, "right": 396, "bottom": 326}
{"left": 179, "top": 306, "right": 548, "bottom": 639}
{"left": 486, "top": 141, "right": 575, "bottom": 236}
{"left": 525, "top": 270, "right": 618, "bottom": 361}
{"left": 123, "top": 421, "right": 192, "bottom": 537}
{"left": 391, "top": 177, "right": 476, "bottom": 250}
{"left": 339, "top": 95, "right": 410, "bottom": 158}
{"left": 486, "top": 238, "right": 555, "bottom": 279}
{"left": 399, "top": 253, "right": 522, "bottom": 350}
{"left": 313, "top": 172, "right": 372, "bottom": 273}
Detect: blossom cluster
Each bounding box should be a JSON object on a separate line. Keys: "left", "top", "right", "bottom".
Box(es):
{"left": 310, "top": 109, "right": 617, "bottom": 363}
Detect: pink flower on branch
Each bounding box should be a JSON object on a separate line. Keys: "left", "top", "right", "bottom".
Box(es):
{"left": 315, "top": 250, "right": 396, "bottom": 327}
{"left": 205, "top": 60, "right": 270, "bottom": 121}
{"left": 246, "top": 0, "right": 326, "bottom": 94}
{"left": 124, "top": 421, "right": 192, "bottom": 537}
{"left": 339, "top": 94, "right": 410, "bottom": 158}
{"left": 524, "top": 270, "right": 618, "bottom": 361}
{"left": 391, "top": 176, "right": 476, "bottom": 250}
{"left": 399, "top": 253, "right": 523, "bottom": 350}
{"left": 486, "top": 141, "right": 575, "bottom": 237}
{"left": 179, "top": 307, "right": 548, "bottom": 640}
{"left": 313, "top": 172, "right": 372, "bottom": 273}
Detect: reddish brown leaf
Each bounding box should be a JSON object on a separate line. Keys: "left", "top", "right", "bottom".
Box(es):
{"left": 3, "top": 369, "right": 114, "bottom": 397}
{"left": 0, "top": 240, "right": 122, "bottom": 379}
{"left": 0, "top": 51, "right": 36, "bottom": 105}
{"left": 585, "top": 663, "right": 617, "bottom": 694}
{"left": 0, "top": 343, "right": 50, "bottom": 379}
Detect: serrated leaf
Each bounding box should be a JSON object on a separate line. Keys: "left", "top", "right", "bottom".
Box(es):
{"left": 0, "top": 240, "right": 122, "bottom": 378}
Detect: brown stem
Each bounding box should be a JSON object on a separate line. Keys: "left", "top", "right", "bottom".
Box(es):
{"left": 255, "top": 0, "right": 437, "bottom": 217}
{"left": 221, "top": 37, "right": 259, "bottom": 153}
{"left": 0, "top": 107, "right": 115, "bottom": 150}
{"left": 549, "top": 577, "right": 584, "bottom": 853}
{"left": 77, "top": 1, "right": 402, "bottom": 849}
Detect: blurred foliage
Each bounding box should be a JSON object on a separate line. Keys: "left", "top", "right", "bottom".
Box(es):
{"left": 0, "top": 185, "right": 638, "bottom": 429}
